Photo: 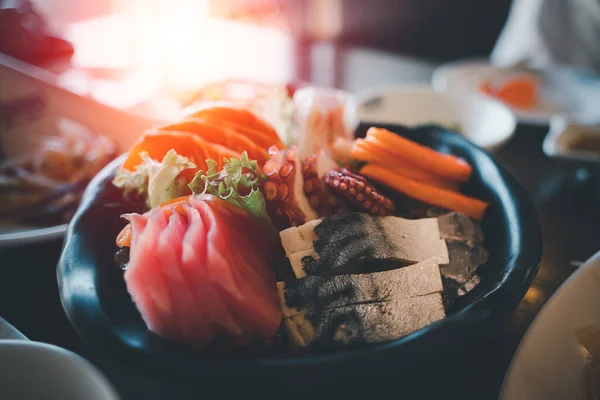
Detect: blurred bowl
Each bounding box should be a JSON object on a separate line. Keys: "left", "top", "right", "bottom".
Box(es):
{"left": 543, "top": 115, "right": 600, "bottom": 164}
{"left": 0, "top": 340, "right": 119, "bottom": 400}
{"left": 355, "top": 84, "right": 516, "bottom": 151}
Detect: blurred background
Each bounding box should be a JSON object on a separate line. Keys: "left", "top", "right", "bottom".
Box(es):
{"left": 1, "top": 0, "right": 512, "bottom": 116}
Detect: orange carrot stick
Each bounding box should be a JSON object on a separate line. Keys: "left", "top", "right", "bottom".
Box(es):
{"left": 330, "top": 137, "right": 354, "bottom": 163}
{"left": 351, "top": 141, "right": 458, "bottom": 191}
{"left": 366, "top": 127, "right": 473, "bottom": 182}
{"left": 360, "top": 164, "right": 487, "bottom": 220}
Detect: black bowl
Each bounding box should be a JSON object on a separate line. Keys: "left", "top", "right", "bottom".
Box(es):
{"left": 57, "top": 123, "right": 541, "bottom": 395}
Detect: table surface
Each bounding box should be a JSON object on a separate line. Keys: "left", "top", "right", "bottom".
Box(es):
{"left": 2, "top": 53, "right": 600, "bottom": 399}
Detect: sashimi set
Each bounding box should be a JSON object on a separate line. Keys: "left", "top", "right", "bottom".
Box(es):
{"left": 109, "top": 85, "right": 490, "bottom": 353}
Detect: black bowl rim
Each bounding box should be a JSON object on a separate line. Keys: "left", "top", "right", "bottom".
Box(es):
{"left": 57, "top": 123, "right": 542, "bottom": 377}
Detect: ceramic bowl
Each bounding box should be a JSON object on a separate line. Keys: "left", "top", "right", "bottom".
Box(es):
{"left": 58, "top": 123, "right": 541, "bottom": 395}
{"left": 355, "top": 84, "right": 516, "bottom": 151}
{"left": 0, "top": 340, "right": 119, "bottom": 400}
{"left": 500, "top": 250, "right": 600, "bottom": 400}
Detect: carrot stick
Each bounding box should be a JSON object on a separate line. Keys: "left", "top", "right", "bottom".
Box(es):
{"left": 366, "top": 127, "right": 473, "bottom": 182}
{"left": 360, "top": 164, "right": 487, "bottom": 220}
{"left": 330, "top": 137, "right": 353, "bottom": 162}
{"left": 351, "top": 141, "right": 459, "bottom": 191}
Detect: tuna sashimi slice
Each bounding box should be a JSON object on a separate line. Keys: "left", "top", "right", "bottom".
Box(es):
{"left": 181, "top": 204, "right": 244, "bottom": 340}
{"left": 121, "top": 195, "right": 282, "bottom": 348}
{"left": 124, "top": 209, "right": 176, "bottom": 337}
{"left": 197, "top": 200, "right": 281, "bottom": 339}
{"left": 158, "top": 211, "right": 214, "bottom": 347}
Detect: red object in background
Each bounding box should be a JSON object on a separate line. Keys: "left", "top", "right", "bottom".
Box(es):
{"left": 0, "top": 0, "right": 73, "bottom": 64}
{"left": 479, "top": 76, "right": 539, "bottom": 110}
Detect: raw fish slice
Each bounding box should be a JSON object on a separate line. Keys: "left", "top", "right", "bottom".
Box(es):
{"left": 198, "top": 201, "right": 281, "bottom": 338}
{"left": 195, "top": 201, "right": 278, "bottom": 327}
{"left": 121, "top": 194, "right": 281, "bottom": 347}
{"left": 124, "top": 209, "right": 176, "bottom": 337}
{"left": 151, "top": 210, "right": 185, "bottom": 340}
{"left": 121, "top": 213, "right": 160, "bottom": 329}
{"left": 157, "top": 119, "right": 270, "bottom": 163}
{"left": 121, "top": 131, "right": 240, "bottom": 184}
{"left": 158, "top": 211, "right": 214, "bottom": 347}
{"left": 191, "top": 196, "right": 275, "bottom": 281}
{"left": 195, "top": 201, "right": 244, "bottom": 302}
{"left": 195, "top": 200, "right": 272, "bottom": 339}
{"left": 188, "top": 107, "right": 283, "bottom": 148}
{"left": 181, "top": 204, "right": 244, "bottom": 339}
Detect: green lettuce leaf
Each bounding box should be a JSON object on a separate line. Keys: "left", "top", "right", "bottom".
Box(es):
{"left": 188, "top": 151, "right": 276, "bottom": 235}
{"left": 113, "top": 149, "right": 196, "bottom": 208}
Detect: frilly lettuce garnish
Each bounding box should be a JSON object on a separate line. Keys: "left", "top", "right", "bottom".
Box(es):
{"left": 188, "top": 152, "right": 276, "bottom": 235}
{"left": 113, "top": 149, "right": 195, "bottom": 209}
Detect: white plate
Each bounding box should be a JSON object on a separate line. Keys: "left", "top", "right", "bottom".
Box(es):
{"left": 0, "top": 223, "right": 69, "bottom": 248}
{"left": 355, "top": 84, "right": 516, "bottom": 151}
{"left": 432, "top": 59, "right": 600, "bottom": 126}
{"left": 500, "top": 250, "right": 600, "bottom": 400}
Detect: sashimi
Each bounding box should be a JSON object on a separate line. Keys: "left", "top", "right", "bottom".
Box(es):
{"left": 121, "top": 131, "right": 240, "bottom": 183}
{"left": 124, "top": 209, "right": 177, "bottom": 338}
{"left": 191, "top": 198, "right": 281, "bottom": 338}
{"left": 118, "top": 154, "right": 281, "bottom": 348}
{"left": 157, "top": 211, "right": 215, "bottom": 346}
{"left": 181, "top": 204, "right": 246, "bottom": 342}
{"left": 189, "top": 106, "right": 280, "bottom": 141}
{"left": 189, "top": 107, "right": 284, "bottom": 149}
{"left": 157, "top": 118, "right": 270, "bottom": 163}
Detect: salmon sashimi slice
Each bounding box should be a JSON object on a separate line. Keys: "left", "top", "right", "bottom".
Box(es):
{"left": 188, "top": 106, "right": 279, "bottom": 140}
{"left": 188, "top": 107, "right": 284, "bottom": 149}
{"left": 157, "top": 118, "right": 270, "bottom": 163}
{"left": 121, "top": 131, "right": 240, "bottom": 184}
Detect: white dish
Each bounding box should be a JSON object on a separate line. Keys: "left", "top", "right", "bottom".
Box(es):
{"left": 0, "top": 53, "right": 166, "bottom": 247}
{"left": 500, "top": 250, "right": 600, "bottom": 400}
{"left": 0, "top": 340, "right": 120, "bottom": 400}
{"left": 355, "top": 84, "right": 516, "bottom": 151}
{"left": 432, "top": 59, "right": 600, "bottom": 126}
{"left": 543, "top": 115, "right": 600, "bottom": 164}
{"left": 0, "top": 222, "right": 69, "bottom": 248}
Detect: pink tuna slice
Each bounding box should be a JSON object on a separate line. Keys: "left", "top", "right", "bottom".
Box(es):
{"left": 124, "top": 210, "right": 176, "bottom": 338}
{"left": 158, "top": 211, "right": 215, "bottom": 347}
{"left": 197, "top": 200, "right": 281, "bottom": 339}
{"left": 181, "top": 204, "right": 244, "bottom": 340}
{"left": 121, "top": 196, "right": 282, "bottom": 348}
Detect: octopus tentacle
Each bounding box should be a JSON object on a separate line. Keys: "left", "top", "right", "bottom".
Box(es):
{"left": 301, "top": 153, "right": 349, "bottom": 217}
{"left": 262, "top": 145, "right": 318, "bottom": 231}
{"left": 324, "top": 169, "right": 395, "bottom": 216}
